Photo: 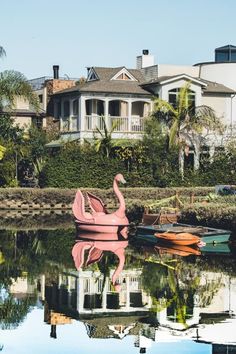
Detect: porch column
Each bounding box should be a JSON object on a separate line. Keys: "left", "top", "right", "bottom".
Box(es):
{"left": 125, "top": 276, "right": 130, "bottom": 310}
{"left": 128, "top": 100, "right": 132, "bottom": 132}
{"left": 193, "top": 143, "right": 200, "bottom": 171}
{"left": 69, "top": 100, "right": 73, "bottom": 131}
{"left": 79, "top": 96, "right": 86, "bottom": 131}
{"left": 209, "top": 145, "right": 215, "bottom": 163}
{"left": 104, "top": 99, "right": 109, "bottom": 129}
{"left": 60, "top": 100, "right": 64, "bottom": 132}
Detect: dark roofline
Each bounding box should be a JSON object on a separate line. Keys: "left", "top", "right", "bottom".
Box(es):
{"left": 194, "top": 61, "right": 236, "bottom": 66}
{"left": 0, "top": 110, "right": 46, "bottom": 117}
{"left": 215, "top": 44, "right": 236, "bottom": 50}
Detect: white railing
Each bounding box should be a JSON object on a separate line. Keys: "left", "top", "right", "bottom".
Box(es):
{"left": 131, "top": 116, "right": 145, "bottom": 132}
{"left": 84, "top": 115, "right": 145, "bottom": 133}
{"left": 85, "top": 115, "right": 105, "bottom": 131}
{"left": 60, "top": 117, "right": 69, "bottom": 132}
{"left": 110, "top": 116, "right": 128, "bottom": 131}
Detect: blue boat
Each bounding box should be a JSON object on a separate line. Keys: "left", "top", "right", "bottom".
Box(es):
{"left": 136, "top": 223, "right": 231, "bottom": 244}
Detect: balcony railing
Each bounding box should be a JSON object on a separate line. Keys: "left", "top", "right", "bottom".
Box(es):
{"left": 85, "top": 115, "right": 145, "bottom": 132}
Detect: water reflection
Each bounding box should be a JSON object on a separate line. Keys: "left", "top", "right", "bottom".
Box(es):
{"left": 72, "top": 232, "right": 128, "bottom": 292}
{"left": 0, "top": 227, "right": 236, "bottom": 353}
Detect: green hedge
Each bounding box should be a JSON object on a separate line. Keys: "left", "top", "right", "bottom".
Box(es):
{"left": 180, "top": 203, "right": 236, "bottom": 232}
{"left": 0, "top": 186, "right": 214, "bottom": 206}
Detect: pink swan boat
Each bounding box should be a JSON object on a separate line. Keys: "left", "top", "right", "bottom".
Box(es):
{"left": 72, "top": 173, "right": 129, "bottom": 235}
{"left": 72, "top": 233, "right": 128, "bottom": 292}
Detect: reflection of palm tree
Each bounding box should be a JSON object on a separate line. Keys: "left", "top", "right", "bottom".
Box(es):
{"left": 0, "top": 293, "right": 37, "bottom": 329}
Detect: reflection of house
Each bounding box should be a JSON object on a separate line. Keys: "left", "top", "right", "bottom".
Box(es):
{"left": 9, "top": 276, "right": 37, "bottom": 299}
{"left": 75, "top": 269, "right": 151, "bottom": 315}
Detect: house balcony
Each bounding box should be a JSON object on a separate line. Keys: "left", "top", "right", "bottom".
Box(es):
{"left": 84, "top": 115, "right": 145, "bottom": 133}
{"left": 60, "top": 115, "right": 145, "bottom": 136}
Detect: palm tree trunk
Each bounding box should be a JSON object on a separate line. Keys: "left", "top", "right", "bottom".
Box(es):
{"left": 178, "top": 147, "right": 184, "bottom": 179}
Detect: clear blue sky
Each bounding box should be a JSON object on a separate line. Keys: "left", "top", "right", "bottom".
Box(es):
{"left": 1, "top": 0, "right": 236, "bottom": 80}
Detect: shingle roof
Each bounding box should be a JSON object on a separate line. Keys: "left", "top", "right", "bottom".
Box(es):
{"left": 141, "top": 74, "right": 235, "bottom": 94}
{"left": 54, "top": 67, "right": 150, "bottom": 96}
{"left": 201, "top": 79, "right": 235, "bottom": 94}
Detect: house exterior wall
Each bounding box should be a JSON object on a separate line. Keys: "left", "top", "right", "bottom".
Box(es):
{"left": 158, "top": 64, "right": 199, "bottom": 78}
{"left": 202, "top": 94, "right": 231, "bottom": 125}
{"left": 13, "top": 116, "right": 32, "bottom": 129}
{"left": 159, "top": 80, "right": 203, "bottom": 107}
{"left": 198, "top": 62, "right": 236, "bottom": 90}
{"left": 198, "top": 63, "right": 236, "bottom": 126}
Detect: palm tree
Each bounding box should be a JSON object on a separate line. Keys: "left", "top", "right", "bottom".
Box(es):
{"left": 0, "top": 46, "right": 6, "bottom": 58}
{"left": 0, "top": 46, "right": 39, "bottom": 113}
{"left": 152, "top": 82, "right": 224, "bottom": 176}
{"left": 0, "top": 70, "right": 39, "bottom": 112}
{"left": 93, "top": 116, "right": 120, "bottom": 158}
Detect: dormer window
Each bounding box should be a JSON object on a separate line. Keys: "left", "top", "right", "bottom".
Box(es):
{"left": 111, "top": 68, "right": 137, "bottom": 81}
{"left": 116, "top": 72, "right": 132, "bottom": 80}
{"left": 87, "top": 68, "right": 99, "bottom": 81}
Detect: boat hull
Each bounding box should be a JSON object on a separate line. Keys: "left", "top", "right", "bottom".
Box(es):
{"left": 136, "top": 223, "right": 231, "bottom": 244}
{"left": 75, "top": 221, "right": 128, "bottom": 234}
{"left": 155, "top": 232, "right": 201, "bottom": 246}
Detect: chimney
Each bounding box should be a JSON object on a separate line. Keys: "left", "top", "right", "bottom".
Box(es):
{"left": 53, "top": 65, "right": 59, "bottom": 79}
{"left": 136, "top": 50, "right": 154, "bottom": 69}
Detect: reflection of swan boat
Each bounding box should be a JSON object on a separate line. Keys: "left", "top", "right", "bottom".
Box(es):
{"left": 155, "top": 232, "right": 201, "bottom": 246}
{"left": 72, "top": 174, "right": 129, "bottom": 235}
{"left": 72, "top": 232, "right": 128, "bottom": 291}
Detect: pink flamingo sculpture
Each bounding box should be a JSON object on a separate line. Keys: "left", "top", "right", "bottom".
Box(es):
{"left": 71, "top": 235, "right": 128, "bottom": 292}
{"left": 72, "top": 174, "right": 129, "bottom": 235}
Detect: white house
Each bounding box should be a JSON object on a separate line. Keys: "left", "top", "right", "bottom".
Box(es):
{"left": 46, "top": 47, "right": 236, "bottom": 154}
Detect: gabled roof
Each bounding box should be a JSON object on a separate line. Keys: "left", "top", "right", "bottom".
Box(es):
{"left": 54, "top": 66, "right": 150, "bottom": 96}
{"left": 142, "top": 74, "right": 207, "bottom": 87}
{"left": 141, "top": 73, "right": 235, "bottom": 95}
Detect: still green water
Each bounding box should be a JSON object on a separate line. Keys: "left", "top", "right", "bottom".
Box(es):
{"left": 0, "top": 222, "right": 236, "bottom": 354}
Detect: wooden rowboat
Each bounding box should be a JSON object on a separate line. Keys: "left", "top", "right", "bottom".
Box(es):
{"left": 155, "top": 232, "right": 201, "bottom": 246}
{"left": 136, "top": 223, "right": 231, "bottom": 244}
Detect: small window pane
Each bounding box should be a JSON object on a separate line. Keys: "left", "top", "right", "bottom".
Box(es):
{"left": 63, "top": 101, "right": 70, "bottom": 117}
{"left": 73, "top": 100, "right": 78, "bottom": 115}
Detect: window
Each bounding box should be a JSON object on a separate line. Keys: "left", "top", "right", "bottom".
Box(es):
{"left": 168, "top": 88, "right": 195, "bottom": 111}
{"left": 116, "top": 72, "right": 132, "bottom": 80}
{"left": 38, "top": 94, "right": 43, "bottom": 103}
{"left": 72, "top": 100, "right": 78, "bottom": 115}
{"left": 215, "top": 51, "right": 229, "bottom": 62}
{"left": 54, "top": 101, "right": 61, "bottom": 119}
{"left": 63, "top": 101, "right": 70, "bottom": 117}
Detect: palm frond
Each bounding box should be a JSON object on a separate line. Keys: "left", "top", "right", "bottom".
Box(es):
{"left": 0, "top": 70, "right": 40, "bottom": 112}
{"left": 169, "top": 119, "right": 179, "bottom": 148}
{"left": 0, "top": 46, "right": 6, "bottom": 58}
{"left": 177, "top": 82, "right": 191, "bottom": 114}
{"left": 153, "top": 98, "right": 177, "bottom": 115}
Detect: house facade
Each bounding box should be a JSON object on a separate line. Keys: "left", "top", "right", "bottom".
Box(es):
{"left": 49, "top": 65, "right": 153, "bottom": 146}
{"left": 46, "top": 47, "right": 236, "bottom": 154}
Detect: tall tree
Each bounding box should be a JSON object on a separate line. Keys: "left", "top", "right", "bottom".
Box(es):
{"left": 0, "top": 46, "right": 6, "bottom": 58}
{"left": 152, "top": 82, "right": 224, "bottom": 176}
{"left": 0, "top": 46, "right": 39, "bottom": 114}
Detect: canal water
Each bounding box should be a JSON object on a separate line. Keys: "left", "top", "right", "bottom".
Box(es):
{"left": 0, "top": 218, "right": 236, "bottom": 354}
